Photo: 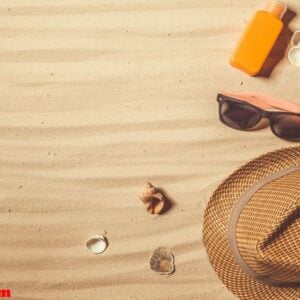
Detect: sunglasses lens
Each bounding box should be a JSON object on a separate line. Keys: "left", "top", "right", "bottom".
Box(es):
{"left": 271, "top": 114, "right": 300, "bottom": 140}
{"left": 220, "top": 100, "right": 261, "bottom": 130}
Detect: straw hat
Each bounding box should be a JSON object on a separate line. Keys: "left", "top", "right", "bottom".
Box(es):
{"left": 203, "top": 146, "right": 300, "bottom": 299}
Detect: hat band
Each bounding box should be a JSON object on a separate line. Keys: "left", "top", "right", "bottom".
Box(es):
{"left": 228, "top": 165, "right": 300, "bottom": 287}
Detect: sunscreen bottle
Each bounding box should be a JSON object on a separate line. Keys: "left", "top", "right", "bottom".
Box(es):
{"left": 230, "top": 0, "right": 287, "bottom": 76}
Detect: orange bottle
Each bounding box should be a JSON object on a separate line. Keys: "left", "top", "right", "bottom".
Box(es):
{"left": 230, "top": 0, "right": 287, "bottom": 76}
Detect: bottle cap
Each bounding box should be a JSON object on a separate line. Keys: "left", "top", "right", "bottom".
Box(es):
{"left": 264, "top": 0, "right": 287, "bottom": 20}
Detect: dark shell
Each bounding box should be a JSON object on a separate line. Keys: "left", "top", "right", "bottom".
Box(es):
{"left": 150, "top": 247, "right": 175, "bottom": 275}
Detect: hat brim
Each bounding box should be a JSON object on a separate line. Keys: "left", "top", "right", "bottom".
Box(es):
{"left": 203, "top": 146, "right": 300, "bottom": 300}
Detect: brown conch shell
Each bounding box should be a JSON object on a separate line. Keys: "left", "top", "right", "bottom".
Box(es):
{"left": 150, "top": 247, "right": 175, "bottom": 275}
{"left": 140, "top": 183, "right": 166, "bottom": 214}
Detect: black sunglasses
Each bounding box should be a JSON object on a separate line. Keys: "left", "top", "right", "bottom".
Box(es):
{"left": 217, "top": 94, "right": 300, "bottom": 141}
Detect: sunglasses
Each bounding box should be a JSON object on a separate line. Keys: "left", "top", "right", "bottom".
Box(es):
{"left": 217, "top": 92, "right": 300, "bottom": 141}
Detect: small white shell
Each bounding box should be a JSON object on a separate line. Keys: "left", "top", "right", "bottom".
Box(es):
{"left": 86, "top": 236, "right": 108, "bottom": 254}
{"left": 150, "top": 247, "right": 175, "bottom": 275}
{"left": 291, "top": 30, "right": 300, "bottom": 47}
{"left": 288, "top": 47, "right": 300, "bottom": 67}
{"left": 288, "top": 31, "right": 300, "bottom": 67}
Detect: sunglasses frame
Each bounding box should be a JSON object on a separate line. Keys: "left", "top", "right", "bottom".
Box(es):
{"left": 217, "top": 94, "right": 300, "bottom": 142}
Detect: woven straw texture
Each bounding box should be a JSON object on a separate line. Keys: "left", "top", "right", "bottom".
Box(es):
{"left": 203, "top": 146, "right": 300, "bottom": 300}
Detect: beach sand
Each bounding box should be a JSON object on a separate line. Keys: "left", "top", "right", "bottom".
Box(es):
{"left": 0, "top": 0, "right": 299, "bottom": 299}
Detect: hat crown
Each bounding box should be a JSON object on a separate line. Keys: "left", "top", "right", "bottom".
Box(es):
{"left": 235, "top": 171, "right": 300, "bottom": 285}
{"left": 204, "top": 146, "right": 300, "bottom": 299}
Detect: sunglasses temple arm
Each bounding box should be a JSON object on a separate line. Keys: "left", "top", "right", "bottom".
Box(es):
{"left": 236, "top": 92, "right": 300, "bottom": 113}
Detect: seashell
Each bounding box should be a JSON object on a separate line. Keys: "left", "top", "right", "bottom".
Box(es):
{"left": 86, "top": 236, "right": 108, "bottom": 254}
{"left": 140, "top": 183, "right": 168, "bottom": 214}
{"left": 291, "top": 30, "right": 300, "bottom": 48}
{"left": 150, "top": 247, "right": 175, "bottom": 275}
{"left": 288, "top": 31, "right": 300, "bottom": 67}
{"left": 288, "top": 47, "right": 300, "bottom": 67}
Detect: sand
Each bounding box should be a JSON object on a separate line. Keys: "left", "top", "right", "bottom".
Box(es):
{"left": 0, "top": 0, "right": 299, "bottom": 299}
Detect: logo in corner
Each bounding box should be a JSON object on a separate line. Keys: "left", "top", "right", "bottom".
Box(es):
{"left": 0, "top": 289, "right": 11, "bottom": 298}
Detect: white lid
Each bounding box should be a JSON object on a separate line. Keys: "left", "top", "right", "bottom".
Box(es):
{"left": 264, "top": 0, "right": 287, "bottom": 20}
